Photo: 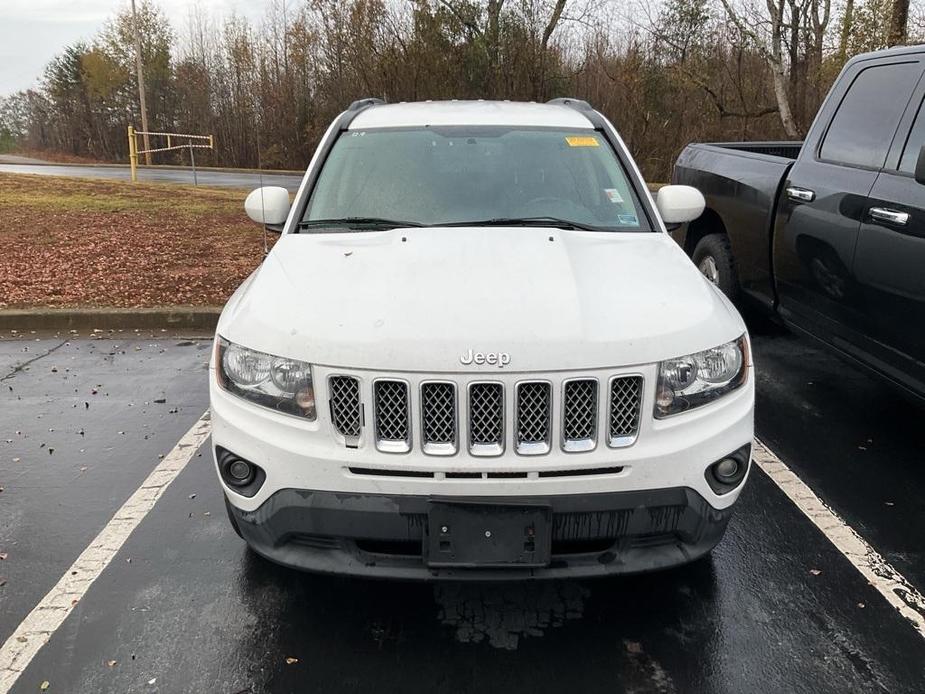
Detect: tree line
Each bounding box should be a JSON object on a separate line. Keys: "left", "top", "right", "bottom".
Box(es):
{"left": 0, "top": 0, "right": 921, "bottom": 182}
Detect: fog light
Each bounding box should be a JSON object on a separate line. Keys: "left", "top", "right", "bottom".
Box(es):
{"left": 713, "top": 458, "right": 740, "bottom": 481}
{"left": 228, "top": 458, "right": 254, "bottom": 487}
{"left": 704, "top": 445, "right": 751, "bottom": 495}
{"left": 216, "top": 447, "right": 265, "bottom": 497}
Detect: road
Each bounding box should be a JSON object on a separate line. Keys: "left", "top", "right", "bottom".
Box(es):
{"left": 0, "top": 326, "right": 923, "bottom": 693}
{"left": 0, "top": 163, "right": 304, "bottom": 192}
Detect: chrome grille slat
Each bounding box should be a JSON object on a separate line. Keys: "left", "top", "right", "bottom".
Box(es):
{"left": 421, "top": 382, "right": 457, "bottom": 455}
{"left": 374, "top": 380, "right": 410, "bottom": 453}
{"left": 468, "top": 382, "right": 504, "bottom": 456}
{"left": 562, "top": 379, "right": 598, "bottom": 452}
{"left": 329, "top": 375, "right": 361, "bottom": 444}
{"left": 516, "top": 381, "right": 551, "bottom": 455}
{"left": 609, "top": 376, "right": 642, "bottom": 447}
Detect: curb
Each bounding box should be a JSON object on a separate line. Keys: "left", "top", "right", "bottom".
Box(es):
{"left": 0, "top": 307, "right": 221, "bottom": 332}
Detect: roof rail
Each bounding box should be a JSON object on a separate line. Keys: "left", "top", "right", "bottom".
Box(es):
{"left": 347, "top": 97, "right": 386, "bottom": 111}
{"left": 546, "top": 97, "right": 594, "bottom": 112}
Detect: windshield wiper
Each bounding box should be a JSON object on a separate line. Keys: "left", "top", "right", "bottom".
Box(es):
{"left": 438, "top": 216, "right": 601, "bottom": 231}
{"left": 297, "top": 217, "right": 424, "bottom": 231}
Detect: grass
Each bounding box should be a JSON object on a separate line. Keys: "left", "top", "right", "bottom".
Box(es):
{"left": 0, "top": 173, "right": 269, "bottom": 309}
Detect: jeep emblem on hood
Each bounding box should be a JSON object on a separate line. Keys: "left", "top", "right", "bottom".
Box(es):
{"left": 460, "top": 349, "right": 511, "bottom": 368}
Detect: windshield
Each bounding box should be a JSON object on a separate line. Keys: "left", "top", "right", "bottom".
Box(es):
{"left": 301, "top": 126, "right": 649, "bottom": 231}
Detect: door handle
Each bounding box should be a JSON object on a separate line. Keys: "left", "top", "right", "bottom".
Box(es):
{"left": 869, "top": 207, "right": 910, "bottom": 226}
{"left": 786, "top": 186, "right": 816, "bottom": 202}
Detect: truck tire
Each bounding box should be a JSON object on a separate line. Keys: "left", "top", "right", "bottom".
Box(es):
{"left": 692, "top": 234, "right": 738, "bottom": 302}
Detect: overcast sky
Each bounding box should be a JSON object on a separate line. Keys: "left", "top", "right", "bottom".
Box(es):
{"left": 0, "top": 1, "right": 268, "bottom": 96}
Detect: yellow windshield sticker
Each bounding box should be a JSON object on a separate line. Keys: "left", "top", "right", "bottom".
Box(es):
{"left": 565, "top": 136, "right": 599, "bottom": 147}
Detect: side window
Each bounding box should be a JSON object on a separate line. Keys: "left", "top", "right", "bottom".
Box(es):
{"left": 820, "top": 61, "right": 921, "bottom": 169}
{"left": 899, "top": 98, "right": 925, "bottom": 173}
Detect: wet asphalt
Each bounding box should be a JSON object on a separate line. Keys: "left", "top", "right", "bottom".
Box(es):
{"left": 0, "top": 164, "right": 304, "bottom": 193}
{"left": 1, "top": 327, "right": 924, "bottom": 693}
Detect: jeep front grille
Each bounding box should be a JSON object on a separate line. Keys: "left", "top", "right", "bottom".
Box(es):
{"left": 608, "top": 376, "right": 642, "bottom": 447}
{"left": 325, "top": 371, "right": 643, "bottom": 455}
{"left": 562, "top": 379, "right": 598, "bottom": 452}
{"left": 515, "top": 381, "right": 551, "bottom": 455}
{"left": 468, "top": 382, "right": 504, "bottom": 456}
{"left": 328, "top": 375, "right": 361, "bottom": 445}
{"left": 373, "top": 380, "right": 411, "bottom": 453}
{"left": 421, "top": 382, "right": 457, "bottom": 455}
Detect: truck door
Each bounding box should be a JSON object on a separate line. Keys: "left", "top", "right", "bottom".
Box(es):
{"left": 773, "top": 58, "right": 924, "bottom": 360}
{"left": 853, "top": 80, "right": 925, "bottom": 394}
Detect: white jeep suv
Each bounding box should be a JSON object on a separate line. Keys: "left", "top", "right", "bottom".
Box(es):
{"left": 210, "top": 98, "right": 754, "bottom": 579}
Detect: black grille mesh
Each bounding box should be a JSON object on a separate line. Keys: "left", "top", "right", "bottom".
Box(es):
{"left": 421, "top": 382, "right": 456, "bottom": 445}
{"left": 374, "top": 380, "right": 409, "bottom": 442}
{"left": 329, "top": 376, "right": 361, "bottom": 438}
{"left": 609, "top": 376, "right": 642, "bottom": 442}
{"left": 469, "top": 383, "right": 504, "bottom": 447}
{"left": 516, "top": 382, "right": 551, "bottom": 446}
{"left": 563, "top": 379, "right": 597, "bottom": 442}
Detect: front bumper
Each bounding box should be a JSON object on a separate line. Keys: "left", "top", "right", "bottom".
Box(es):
{"left": 228, "top": 485, "right": 736, "bottom": 580}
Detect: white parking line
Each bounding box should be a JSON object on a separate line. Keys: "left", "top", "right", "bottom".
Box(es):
{"left": 0, "top": 412, "right": 211, "bottom": 693}
{"left": 754, "top": 439, "right": 925, "bottom": 639}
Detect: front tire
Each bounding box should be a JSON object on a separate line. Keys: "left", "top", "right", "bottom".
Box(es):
{"left": 692, "top": 233, "right": 738, "bottom": 302}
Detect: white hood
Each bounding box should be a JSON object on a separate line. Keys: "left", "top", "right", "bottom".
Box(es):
{"left": 217, "top": 227, "right": 745, "bottom": 372}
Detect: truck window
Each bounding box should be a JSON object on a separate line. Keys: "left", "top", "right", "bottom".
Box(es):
{"left": 303, "top": 127, "right": 650, "bottom": 231}
{"left": 819, "top": 62, "right": 921, "bottom": 169}
{"left": 899, "top": 97, "right": 925, "bottom": 173}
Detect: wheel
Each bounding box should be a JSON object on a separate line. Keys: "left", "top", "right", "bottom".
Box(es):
{"left": 692, "top": 233, "right": 738, "bottom": 302}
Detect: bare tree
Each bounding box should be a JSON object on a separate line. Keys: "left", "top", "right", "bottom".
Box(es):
{"left": 889, "top": 0, "right": 910, "bottom": 45}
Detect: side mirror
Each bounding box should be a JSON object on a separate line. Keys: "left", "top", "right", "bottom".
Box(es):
{"left": 915, "top": 144, "right": 925, "bottom": 185}
{"left": 655, "top": 185, "right": 706, "bottom": 225}
{"left": 244, "top": 186, "right": 291, "bottom": 232}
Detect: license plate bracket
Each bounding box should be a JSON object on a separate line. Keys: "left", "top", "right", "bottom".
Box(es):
{"left": 425, "top": 501, "right": 552, "bottom": 568}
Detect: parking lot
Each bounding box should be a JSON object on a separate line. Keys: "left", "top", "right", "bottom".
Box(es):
{"left": 1, "top": 325, "right": 924, "bottom": 693}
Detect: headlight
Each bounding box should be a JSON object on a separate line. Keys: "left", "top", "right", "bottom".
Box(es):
{"left": 215, "top": 337, "right": 316, "bottom": 419}
{"left": 655, "top": 336, "right": 749, "bottom": 418}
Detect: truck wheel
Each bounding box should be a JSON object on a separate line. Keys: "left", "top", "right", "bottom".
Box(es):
{"left": 692, "top": 234, "right": 738, "bottom": 301}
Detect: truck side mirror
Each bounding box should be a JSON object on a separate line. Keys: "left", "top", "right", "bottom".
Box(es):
{"left": 915, "top": 144, "right": 925, "bottom": 186}
{"left": 244, "top": 186, "right": 291, "bottom": 233}
{"left": 655, "top": 185, "right": 706, "bottom": 225}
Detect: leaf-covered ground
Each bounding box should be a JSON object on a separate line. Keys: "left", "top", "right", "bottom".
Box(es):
{"left": 0, "top": 173, "right": 268, "bottom": 308}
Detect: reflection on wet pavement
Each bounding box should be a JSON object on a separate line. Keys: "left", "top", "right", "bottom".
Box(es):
{"left": 434, "top": 581, "right": 590, "bottom": 649}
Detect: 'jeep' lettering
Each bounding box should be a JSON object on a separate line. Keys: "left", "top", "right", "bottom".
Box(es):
{"left": 460, "top": 349, "right": 511, "bottom": 368}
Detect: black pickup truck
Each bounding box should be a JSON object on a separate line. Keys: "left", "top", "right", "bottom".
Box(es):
{"left": 672, "top": 44, "right": 925, "bottom": 402}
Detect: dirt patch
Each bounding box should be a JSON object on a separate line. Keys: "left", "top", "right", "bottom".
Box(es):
{"left": 0, "top": 173, "right": 270, "bottom": 308}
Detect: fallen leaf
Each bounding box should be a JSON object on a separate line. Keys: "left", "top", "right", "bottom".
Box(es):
{"left": 148, "top": 678, "right": 156, "bottom": 685}
{"left": 40, "top": 681, "right": 50, "bottom": 691}
{"left": 809, "top": 569, "right": 821, "bottom": 576}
